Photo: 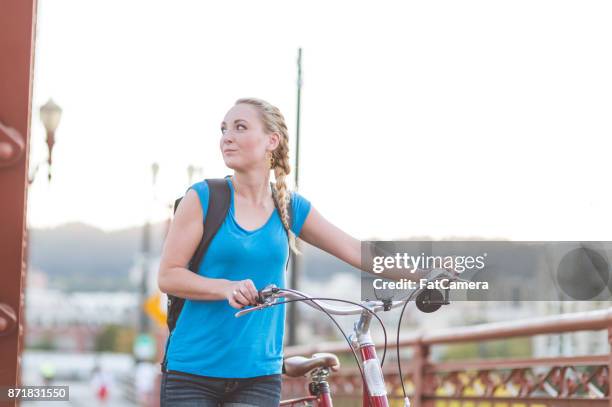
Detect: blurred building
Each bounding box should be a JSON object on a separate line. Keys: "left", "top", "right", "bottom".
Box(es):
{"left": 24, "top": 268, "right": 138, "bottom": 351}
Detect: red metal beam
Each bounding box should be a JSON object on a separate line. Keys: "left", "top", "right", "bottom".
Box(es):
{"left": 0, "top": 0, "right": 37, "bottom": 404}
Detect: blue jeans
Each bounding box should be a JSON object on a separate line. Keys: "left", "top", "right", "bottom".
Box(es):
{"left": 160, "top": 370, "right": 282, "bottom": 407}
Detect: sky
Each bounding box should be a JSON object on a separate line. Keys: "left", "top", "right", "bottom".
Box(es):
{"left": 27, "top": 0, "right": 612, "bottom": 241}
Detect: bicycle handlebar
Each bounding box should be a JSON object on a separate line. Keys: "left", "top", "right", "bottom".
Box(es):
{"left": 235, "top": 287, "right": 408, "bottom": 318}
{"left": 234, "top": 267, "right": 466, "bottom": 318}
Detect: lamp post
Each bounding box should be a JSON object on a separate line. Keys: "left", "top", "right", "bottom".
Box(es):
{"left": 31, "top": 99, "right": 62, "bottom": 184}
{"left": 20, "top": 99, "right": 62, "bottom": 389}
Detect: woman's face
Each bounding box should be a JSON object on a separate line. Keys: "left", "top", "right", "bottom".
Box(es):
{"left": 220, "top": 103, "right": 277, "bottom": 171}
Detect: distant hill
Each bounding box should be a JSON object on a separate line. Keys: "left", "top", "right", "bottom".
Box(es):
{"left": 28, "top": 221, "right": 170, "bottom": 291}
{"left": 27, "top": 221, "right": 358, "bottom": 291}
{"left": 28, "top": 221, "right": 509, "bottom": 292}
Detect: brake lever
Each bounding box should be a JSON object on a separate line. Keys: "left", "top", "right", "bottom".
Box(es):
{"left": 234, "top": 291, "right": 283, "bottom": 318}
{"left": 234, "top": 304, "right": 269, "bottom": 318}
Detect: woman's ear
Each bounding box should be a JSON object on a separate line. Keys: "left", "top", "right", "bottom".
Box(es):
{"left": 268, "top": 132, "right": 281, "bottom": 150}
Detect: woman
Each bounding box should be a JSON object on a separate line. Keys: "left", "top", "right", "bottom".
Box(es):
{"left": 157, "top": 97, "right": 367, "bottom": 406}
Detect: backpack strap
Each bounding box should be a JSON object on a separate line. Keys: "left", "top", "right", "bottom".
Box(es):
{"left": 189, "top": 177, "right": 231, "bottom": 272}
{"left": 172, "top": 177, "right": 231, "bottom": 271}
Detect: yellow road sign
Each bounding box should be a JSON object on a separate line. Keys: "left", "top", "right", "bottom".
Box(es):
{"left": 144, "top": 292, "right": 167, "bottom": 328}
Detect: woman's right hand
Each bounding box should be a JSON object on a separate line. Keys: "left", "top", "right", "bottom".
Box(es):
{"left": 225, "top": 279, "right": 259, "bottom": 309}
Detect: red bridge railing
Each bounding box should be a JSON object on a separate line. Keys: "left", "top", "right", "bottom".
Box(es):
{"left": 282, "top": 307, "right": 612, "bottom": 407}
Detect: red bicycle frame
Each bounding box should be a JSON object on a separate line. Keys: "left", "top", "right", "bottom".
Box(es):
{"left": 278, "top": 307, "right": 392, "bottom": 406}
{"left": 241, "top": 291, "right": 412, "bottom": 407}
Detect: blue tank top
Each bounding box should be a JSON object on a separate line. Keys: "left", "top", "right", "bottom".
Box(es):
{"left": 165, "top": 177, "right": 312, "bottom": 378}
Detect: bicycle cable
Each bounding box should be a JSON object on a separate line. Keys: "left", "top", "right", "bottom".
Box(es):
{"left": 395, "top": 287, "right": 421, "bottom": 401}
{"left": 270, "top": 297, "right": 372, "bottom": 406}
{"left": 277, "top": 288, "right": 389, "bottom": 366}
{"left": 277, "top": 275, "right": 450, "bottom": 403}
{"left": 254, "top": 287, "right": 421, "bottom": 405}
{"left": 260, "top": 289, "right": 389, "bottom": 407}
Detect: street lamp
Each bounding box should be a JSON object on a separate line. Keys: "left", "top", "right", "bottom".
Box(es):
{"left": 31, "top": 99, "right": 62, "bottom": 184}
{"left": 40, "top": 99, "right": 62, "bottom": 134}
{"left": 20, "top": 99, "right": 62, "bottom": 376}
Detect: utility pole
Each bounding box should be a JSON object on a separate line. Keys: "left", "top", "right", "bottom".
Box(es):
{"left": 288, "top": 47, "right": 302, "bottom": 346}
{"left": 139, "top": 163, "right": 158, "bottom": 338}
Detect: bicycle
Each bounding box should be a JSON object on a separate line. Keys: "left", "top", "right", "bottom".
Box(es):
{"left": 235, "top": 269, "right": 461, "bottom": 407}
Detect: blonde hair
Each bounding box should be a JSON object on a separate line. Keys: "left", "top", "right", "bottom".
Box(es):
{"left": 234, "top": 97, "right": 300, "bottom": 255}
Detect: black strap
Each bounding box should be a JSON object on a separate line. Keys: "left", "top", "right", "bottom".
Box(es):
{"left": 172, "top": 177, "right": 232, "bottom": 272}
{"left": 188, "top": 178, "right": 231, "bottom": 272}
